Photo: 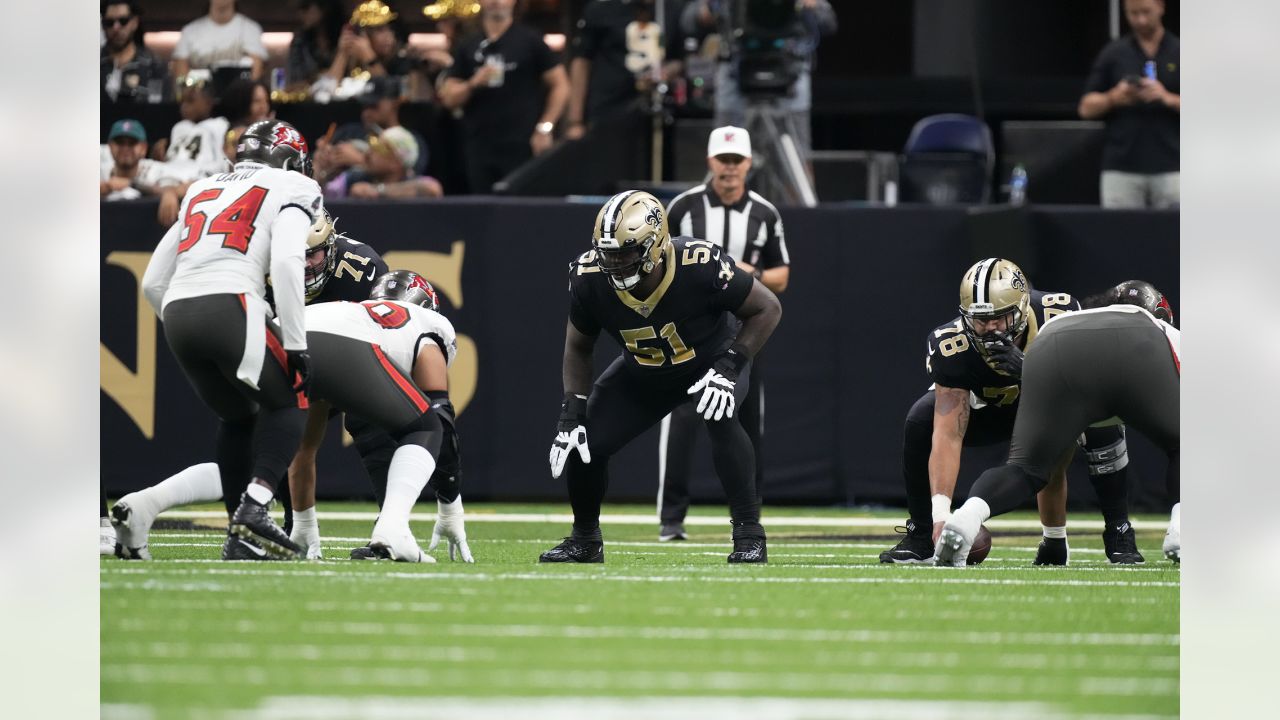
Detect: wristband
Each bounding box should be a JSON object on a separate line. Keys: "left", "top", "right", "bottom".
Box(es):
{"left": 931, "top": 494, "right": 952, "bottom": 524}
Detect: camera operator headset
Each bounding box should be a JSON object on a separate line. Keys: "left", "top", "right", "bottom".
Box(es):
{"left": 681, "top": 0, "right": 836, "bottom": 157}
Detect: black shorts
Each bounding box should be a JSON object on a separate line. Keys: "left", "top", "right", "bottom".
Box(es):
{"left": 589, "top": 355, "right": 752, "bottom": 459}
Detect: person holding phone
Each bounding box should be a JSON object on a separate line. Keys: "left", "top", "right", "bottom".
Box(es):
{"left": 1078, "top": 0, "right": 1180, "bottom": 209}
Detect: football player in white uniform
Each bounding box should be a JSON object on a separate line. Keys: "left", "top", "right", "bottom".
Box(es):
{"left": 292, "top": 270, "right": 471, "bottom": 562}
{"left": 141, "top": 119, "right": 320, "bottom": 560}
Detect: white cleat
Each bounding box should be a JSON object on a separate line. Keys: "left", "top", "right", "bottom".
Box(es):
{"left": 370, "top": 527, "right": 435, "bottom": 563}
{"left": 934, "top": 526, "right": 972, "bottom": 567}
{"left": 100, "top": 518, "right": 117, "bottom": 556}
{"left": 1162, "top": 502, "right": 1180, "bottom": 564}
{"left": 110, "top": 499, "right": 155, "bottom": 560}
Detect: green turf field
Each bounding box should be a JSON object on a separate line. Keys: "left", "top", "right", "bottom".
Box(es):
{"left": 100, "top": 503, "right": 1179, "bottom": 719}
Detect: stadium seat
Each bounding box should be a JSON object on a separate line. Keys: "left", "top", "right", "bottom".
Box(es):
{"left": 898, "top": 114, "right": 994, "bottom": 205}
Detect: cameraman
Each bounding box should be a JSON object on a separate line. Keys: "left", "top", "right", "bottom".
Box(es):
{"left": 683, "top": 0, "right": 836, "bottom": 157}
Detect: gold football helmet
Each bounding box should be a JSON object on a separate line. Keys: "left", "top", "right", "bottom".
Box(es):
{"left": 591, "top": 190, "right": 670, "bottom": 291}
{"left": 304, "top": 211, "right": 339, "bottom": 301}
{"left": 958, "top": 257, "right": 1031, "bottom": 344}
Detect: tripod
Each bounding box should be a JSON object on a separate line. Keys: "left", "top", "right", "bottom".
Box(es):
{"left": 741, "top": 96, "right": 817, "bottom": 207}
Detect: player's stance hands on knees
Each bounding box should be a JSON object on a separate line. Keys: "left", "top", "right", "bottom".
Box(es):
{"left": 428, "top": 496, "right": 474, "bottom": 562}
{"left": 549, "top": 394, "right": 591, "bottom": 478}
{"left": 687, "top": 346, "right": 748, "bottom": 421}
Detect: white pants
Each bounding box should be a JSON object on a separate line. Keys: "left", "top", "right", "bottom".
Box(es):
{"left": 1100, "top": 171, "right": 1180, "bottom": 209}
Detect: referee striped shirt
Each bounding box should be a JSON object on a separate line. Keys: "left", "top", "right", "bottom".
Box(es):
{"left": 666, "top": 185, "right": 790, "bottom": 270}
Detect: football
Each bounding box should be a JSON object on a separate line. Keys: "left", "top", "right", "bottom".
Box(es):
{"left": 967, "top": 525, "right": 993, "bottom": 565}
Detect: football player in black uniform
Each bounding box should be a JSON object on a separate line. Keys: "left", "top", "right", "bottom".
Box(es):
{"left": 936, "top": 282, "right": 1179, "bottom": 566}
{"left": 540, "top": 190, "right": 782, "bottom": 564}
{"left": 878, "top": 258, "right": 1143, "bottom": 566}
{"left": 111, "top": 212, "right": 393, "bottom": 559}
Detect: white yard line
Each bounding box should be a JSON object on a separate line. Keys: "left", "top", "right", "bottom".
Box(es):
{"left": 155, "top": 509, "right": 1131, "bottom": 531}
{"left": 103, "top": 565, "right": 1180, "bottom": 588}
{"left": 103, "top": 695, "right": 1178, "bottom": 720}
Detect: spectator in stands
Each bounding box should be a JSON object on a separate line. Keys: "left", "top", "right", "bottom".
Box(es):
{"left": 100, "top": 120, "right": 181, "bottom": 201}
{"left": 324, "top": 126, "right": 444, "bottom": 199}
{"left": 219, "top": 77, "right": 273, "bottom": 127}
{"left": 288, "top": 0, "right": 345, "bottom": 86}
{"left": 172, "top": 0, "right": 267, "bottom": 81}
{"left": 101, "top": 1, "right": 170, "bottom": 103}
{"left": 330, "top": 1, "right": 426, "bottom": 84}
{"left": 1078, "top": 0, "right": 1180, "bottom": 209}
{"left": 683, "top": 0, "right": 835, "bottom": 159}
{"left": 156, "top": 77, "right": 231, "bottom": 179}
{"left": 315, "top": 76, "right": 430, "bottom": 180}
{"left": 440, "top": 0, "right": 570, "bottom": 193}
{"left": 156, "top": 125, "right": 246, "bottom": 227}
{"left": 565, "top": 0, "right": 686, "bottom": 141}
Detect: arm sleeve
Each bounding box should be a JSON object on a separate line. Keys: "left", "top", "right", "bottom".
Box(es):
{"left": 1084, "top": 44, "right": 1113, "bottom": 93}
{"left": 759, "top": 211, "right": 789, "bottom": 269}
{"left": 707, "top": 246, "right": 755, "bottom": 312}
{"left": 571, "top": 10, "right": 599, "bottom": 61}
{"left": 242, "top": 18, "right": 267, "bottom": 60}
{"left": 270, "top": 209, "right": 311, "bottom": 350}
{"left": 445, "top": 40, "right": 475, "bottom": 80}
{"left": 173, "top": 25, "right": 192, "bottom": 60}
{"left": 141, "top": 220, "right": 183, "bottom": 316}
{"left": 567, "top": 276, "right": 601, "bottom": 336}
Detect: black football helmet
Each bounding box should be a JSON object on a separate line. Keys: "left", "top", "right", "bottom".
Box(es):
{"left": 1108, "top": 280, "right": 1174, "bottom": 325}
{"left": 369, "top": 269, "right": 440, "bottom": 311}
{"left": 235, "top": 120, "right": 313, "bottom": 177}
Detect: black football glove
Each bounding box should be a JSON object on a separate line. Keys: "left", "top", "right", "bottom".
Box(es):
{"left": 549, "top": 394, "right": 590, "bottom": 479}
{"left": 982, "top": 332, "right": 1024, "bottom": 379}
{"left": 285, "top": 349, "right": 312, "bottom": 394}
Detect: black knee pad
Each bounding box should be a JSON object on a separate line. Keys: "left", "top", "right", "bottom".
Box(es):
{"left": 1078, "top": 426, "right": 1129, "bottom": 476}
{"left": 390, "top": 410, "right": 443, "bottom": 444}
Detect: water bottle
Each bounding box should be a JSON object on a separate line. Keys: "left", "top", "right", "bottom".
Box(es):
{"left": 1009, "top": 164, "right": 1028, "bottom": 206}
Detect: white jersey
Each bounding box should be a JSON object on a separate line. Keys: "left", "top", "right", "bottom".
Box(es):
{"left": 166, "top": 116, "right": 231, "bottom": 175}
{"left": 141, "top": 162, "right": 323, "bottom": 390}
{"left": 100, "top": 158, "right": 184, "bottom": 198}
{"left": 306, "top": 300, "right": 458, "bottom": 373}
{"left": 1042, "top": 304, "right": 1180, "bottom": 367}
{"left": 173, "top": 13, "right": 266, "bottom": 70}
{"left": 160, "top": 164, "right": 322, "bottom": 307}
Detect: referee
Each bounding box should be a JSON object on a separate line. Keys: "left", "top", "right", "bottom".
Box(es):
{"left": 657, "top": 125, "right": 790, "bottom": 541}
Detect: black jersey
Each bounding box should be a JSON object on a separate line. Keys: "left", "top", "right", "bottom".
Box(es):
{"left": 925, "top": 289, "right": 1081, "bottom": 409}
{"left": 267, "top": 236, "right": 388, "bottom": 308}
{"left": 568, "top": 236, "right": 754, "bottom": 377}
{"left": 311, "top": 236, "right": 387, "bottom": 304}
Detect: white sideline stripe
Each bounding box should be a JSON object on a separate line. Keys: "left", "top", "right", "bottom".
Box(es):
{"left": 155, "top": 509, "right": 1121, "bottom": 530}
{"left": 102, "top": 615, "right": 1180, "bottom": 647}
{"left": 104, "top": 566, "right": 1180, "bottom": 589}
{"left": 105, "top": 695, "right": 1176, "bottom": 720}
{"left": 98, "top": 662, "right": 1180, "bottom": 702}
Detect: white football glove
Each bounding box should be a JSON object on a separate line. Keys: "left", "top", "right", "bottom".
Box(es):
{"left": 428, "top": 496, "right": 475, "bottom": 563}
{"left": 687, "top": 368, "right": 736, "bottom": 421}
{"left": 289, "top": 517, "right": 323, "bottom": 560}
{"left": 549, "top": 425, "right": 591, "bottom": 479}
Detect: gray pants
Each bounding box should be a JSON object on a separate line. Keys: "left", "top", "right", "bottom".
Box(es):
{"left": 1010, "top": 311, "right": 1179, "bottom": 479}
{"left": 1100, "top": 171, "right": 1180, "bottom": 209}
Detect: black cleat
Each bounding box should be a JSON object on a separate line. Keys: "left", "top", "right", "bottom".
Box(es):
{"left": 349, "top": 543, "right": 392, "bottom": 561}
{"left": 538, "top": 536, "right": 604, "bottom": 563}
{"left": 879, "top": 521, "right": 934, "bottom": 564}
{"left": 229, "top": 492, "right": 302, "bottom": 559}
{"left": 1103, "top": 522, "right": 1146, "bottom": 564}
{"left": 727, "top": 536, "right": 768, "bottom": 563}
{"left": 221, "top": 533, "right": 283, "bottom": 561}
{"left": 658, "top": 523, "right": 688, "bottom": 542}
{"left": 1034, "top": 536, "right": 1069, "bottom": 566}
